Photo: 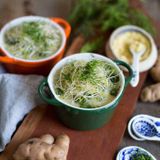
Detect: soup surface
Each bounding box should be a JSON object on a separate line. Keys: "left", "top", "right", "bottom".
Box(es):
{"left": 54, "top": 59, "right": 121, "bottom": 108}
{"left": 4, "top": 21, "right": 62, "bottom": 60}
{"left": 112, "top": 31, "right": 151, "bottom": 64}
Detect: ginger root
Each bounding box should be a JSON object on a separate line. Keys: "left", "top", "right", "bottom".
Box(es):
{"left": 140, "top": 83, "right": 160, "bottom": 102}
{"left": 140, "top": 54, "right": 160, "bottom": 102}
{"left": 150, "top": 55, "right": 160, "bottom": 82}
{"left": 13, "top": 134, "right": 70, "bottom": 160}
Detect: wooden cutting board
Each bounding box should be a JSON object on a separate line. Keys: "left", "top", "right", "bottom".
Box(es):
{"left": 1, "top": 1, "right": 160, "bottom": 160}
{"left": 0, "top": 74, "right": 147, "bottom": 160}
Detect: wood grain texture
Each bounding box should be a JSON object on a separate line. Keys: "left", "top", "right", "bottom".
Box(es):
{"left": 65, "top": 35, "right": 85, "bottom": 56}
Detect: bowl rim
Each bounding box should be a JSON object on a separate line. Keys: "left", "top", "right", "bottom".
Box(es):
{"left": 0, "top": 16, "right": 66, "bottom": 63}
{"left": 47, "top": 53, "right": 125, "bottom": 111}
{"left": 108, "top": 25, "right": 158, "bottom": 72}
{"left": 116, "top": 146, "right": 157, "bottom": 160}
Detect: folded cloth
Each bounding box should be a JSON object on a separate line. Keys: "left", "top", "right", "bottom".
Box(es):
{"left": 0, "top": 74, "right": 45, "bottom": 152}
{"left": 0, "top": 65, "right": 6, "bottom": 74}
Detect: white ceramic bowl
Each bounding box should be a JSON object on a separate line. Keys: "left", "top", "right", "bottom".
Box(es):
{"left": 106, "top": 25, "right": 158, "bottom": 72}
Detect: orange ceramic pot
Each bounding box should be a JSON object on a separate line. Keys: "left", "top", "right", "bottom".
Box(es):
{"left": 0, "top": 16, "right": 71, "bottom": 75}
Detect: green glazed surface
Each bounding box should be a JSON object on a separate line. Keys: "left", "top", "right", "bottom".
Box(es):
{"left": 38, "top": 60, "right": 133, "bottom": 130}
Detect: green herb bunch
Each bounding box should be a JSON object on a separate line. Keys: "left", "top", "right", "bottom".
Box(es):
{"left": 131, "top": 153, "right": 154, "bottom": 160}
{"left": 68, "top": 0, "right": 155, "bottom": 52}
{"left": 130, "top": 149, "right": 154, "bottom": 160}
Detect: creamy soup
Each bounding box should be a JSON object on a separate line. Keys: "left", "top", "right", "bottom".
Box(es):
{"left": 54, "top": 59, "right": 121, "bottom": 108}
{"left": 112, "top": 31, "right": 151, "bottom": 64}
{"left": 4, "top": 21, "right": 62, "bottom": 60}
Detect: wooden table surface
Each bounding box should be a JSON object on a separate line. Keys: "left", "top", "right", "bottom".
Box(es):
{"left": 0, "top": 1, "right": 160, "bottom": 160}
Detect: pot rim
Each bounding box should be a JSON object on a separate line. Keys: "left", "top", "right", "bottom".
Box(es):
{"left": 47, "top": 53, "right": 125, "bottom": 111}
{"left": 0, "top": 16, "right": 66, "bottom": 63}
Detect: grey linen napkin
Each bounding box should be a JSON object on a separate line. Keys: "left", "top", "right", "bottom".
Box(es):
{"left": 0, "top": 74, "right": 44, "bottom": 152}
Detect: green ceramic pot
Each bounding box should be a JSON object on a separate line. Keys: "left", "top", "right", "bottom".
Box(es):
{"left": 38, "top": 53, "right": 133, "bottom": 130}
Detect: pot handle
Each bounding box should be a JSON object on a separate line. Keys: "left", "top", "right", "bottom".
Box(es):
{"left": 38, "top": 78, "right": 62, "bottom": 106}
{"left": 50, "top": 17, "right": 71, "bottom": 39}
{"left": 0, "top": 56, "right": 15, "bottom": 64}
{"left": 0, "top": 49, "right": 17, "bottom": 64}
{"left": 114, "top": 60, "right": 133, "bottom": 87}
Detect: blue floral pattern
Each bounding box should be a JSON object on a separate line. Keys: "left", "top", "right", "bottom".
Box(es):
{"left": 134, "top": 120, "right": 160, "bottom": 138}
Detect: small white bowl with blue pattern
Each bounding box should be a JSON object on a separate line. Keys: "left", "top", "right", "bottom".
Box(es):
{"left": 116, "top": 146, "right": 156, "bottom": 160}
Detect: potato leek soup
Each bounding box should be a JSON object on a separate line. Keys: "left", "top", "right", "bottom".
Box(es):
{"left": 112, "top": 31, "right": 151, "bottom": 64}
{"left": 54, "top": 59, "right": 121, "bottom": 108}
{"left": 4, "top": 21, "right": 62, "bottom": 60}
